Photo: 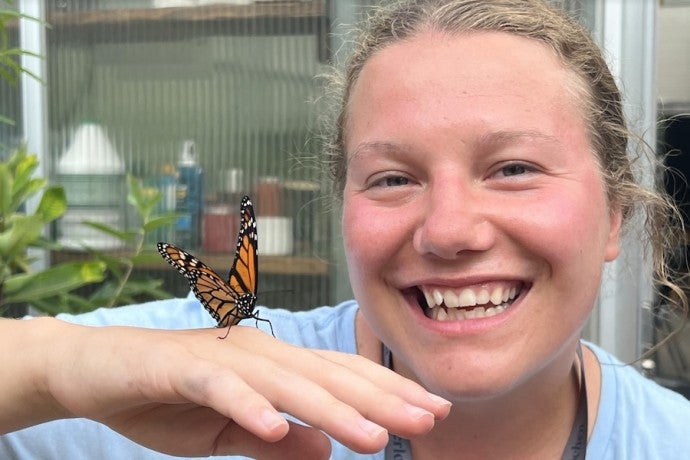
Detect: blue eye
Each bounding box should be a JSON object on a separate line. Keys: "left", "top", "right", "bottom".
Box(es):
{"left": 501, "top": 164, "right": 528, "bottom": 176}
{"left": 383, "top": 176, "right": 409, "bottom": 186}
{"left": 371, "top": 175, "right": 410, "bottom": 188}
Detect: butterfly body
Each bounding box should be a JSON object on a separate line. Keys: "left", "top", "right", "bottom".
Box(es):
{"left": 157, "top": 196, "right": 273, "bottom": 337}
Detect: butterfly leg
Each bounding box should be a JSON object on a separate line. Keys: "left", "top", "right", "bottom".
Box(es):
{"left": 253, "top": 311, "right": 275, "bottom": 338}
{"left": 217, "top": 326, "right": 233, "bottom": 340}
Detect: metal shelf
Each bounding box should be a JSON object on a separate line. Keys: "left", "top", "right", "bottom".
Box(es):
{"left": 52, "top": 250, "right": 329, "bottom": 276}
{"left": 47, "top": 2, "right": 325, "bottom": 26}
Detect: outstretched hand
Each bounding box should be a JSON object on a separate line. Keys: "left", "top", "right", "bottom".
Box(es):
{"left": 3, "top": 318, "right": 450, "bottom": 459}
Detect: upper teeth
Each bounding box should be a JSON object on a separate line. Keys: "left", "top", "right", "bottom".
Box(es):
{"left": 421, "top": 284, "right": 520, "bottom": 309}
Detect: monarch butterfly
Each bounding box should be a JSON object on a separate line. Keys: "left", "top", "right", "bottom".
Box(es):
{"left": 157, "top": 195, "right": 274, "bottom": 339}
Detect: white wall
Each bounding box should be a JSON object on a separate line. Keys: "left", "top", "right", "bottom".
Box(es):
{"left": 657, "top": 6, "right": 690, "bottom": 105}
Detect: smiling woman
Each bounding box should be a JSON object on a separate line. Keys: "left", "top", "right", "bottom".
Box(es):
{"left": 342, "top": 28, "right": 622, "bottom": 424}
{"left": 1, "top": 1, "right": 689, "bottom": 459}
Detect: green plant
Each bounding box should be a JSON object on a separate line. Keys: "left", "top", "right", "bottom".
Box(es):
{"left": 0, "top": 146, "right": 106, "bottom": 313}
{"left": 0, "top": 1, "right": 41, "bottom": 126}
{"left": 74, "top": 175, "right": 177, "bottom": 309}
{"left": 0, "top": 3, "right": 175, "bottom": 315}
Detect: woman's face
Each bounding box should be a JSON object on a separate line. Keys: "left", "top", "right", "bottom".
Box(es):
{"left": 342, "top": 31, "right": 622, "bottom": 400}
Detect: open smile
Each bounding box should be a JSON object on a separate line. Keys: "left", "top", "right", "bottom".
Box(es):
{"left": 416, "top": 282, "right": 526, "bottom": 321}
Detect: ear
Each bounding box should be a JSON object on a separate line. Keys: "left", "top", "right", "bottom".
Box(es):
{"left": 604, "top": 206, "right": 623, "bottom": 261}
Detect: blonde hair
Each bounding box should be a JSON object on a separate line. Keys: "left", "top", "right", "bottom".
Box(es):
{"left": 323, "top": 0, "right": 687, "bottom": 334}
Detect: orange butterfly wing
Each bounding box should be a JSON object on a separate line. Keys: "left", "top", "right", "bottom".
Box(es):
{"left": 157, "top": 196, "right": 267, "bottom": 334}
{"left": 228, "top": 195, "right": 258, "bottom": 300}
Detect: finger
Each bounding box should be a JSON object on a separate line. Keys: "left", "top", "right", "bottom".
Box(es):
{"left": 227, "top": 329, "right": 445, "bottom": 445}
{"left": 215, "top": 420, "right": 332, "bottom": 460}
{"left": 110, "top": 406, "right": 330, "bottom": 459}
{"left": 279, "top": 350, "right": 439, "bottom": 439}
{"left": 229, "top": 351, "right": 390, "bottom": 454}
{"left": 314, "top": 349, "right": 452, "bottom": 418}
{"left": 171, "top": 357, "right": 289, "bottom": 443}
{"left": 155, "top": 330, "right": 383, "bottom": 452}
{"left": 176, "top": 348, "right": 388, "bottom": 454}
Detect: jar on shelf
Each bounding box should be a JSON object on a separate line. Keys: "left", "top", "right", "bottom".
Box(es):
{"left": 254, "top": 175, "right": 282, "bottom": 216}
{"left": 202, "top": 204, "right": 237, "bottom": 254}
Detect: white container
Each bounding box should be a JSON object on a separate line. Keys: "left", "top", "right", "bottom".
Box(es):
{"left": 153, "top": 0, "right": 197, "bottom": 7}
{"left": 56, "top": 122, "right": 126, "bottom": 250}
{"left": 256, "top": 216, "right": 293, "bottom": 256}
{"left": 57, "top": 123, "right": 124, "bottom": 175}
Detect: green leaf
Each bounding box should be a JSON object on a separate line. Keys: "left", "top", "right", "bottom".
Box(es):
{"left": 1, "top": 261, "right": 106, "bottom": 305}
{"left": 81, "top": 220, "right": 139, "bottom": 242}
{"left": 6, "top": 145, "right": 27, "bottom": 172}
{"left": 118, "top": 278, "right": 169, "bottom": 298}
{"left": 90, "top": 251, "right": 128, "bottom": 279}
{"left": 0, "top": 163, "right": 13, "bottom": 214}
{"left": 9, "top": 153, "right": 44, "bottom": 209}
{"left": 12, "top": 149, "right": 38, "bottom": 184}
{"left": 11, "top": 177, "right": 45, "bottom": 211}
{"left": 27, "top": 293, "right": 90, "bottom": 316}
{"left": 127, "top": 174, "right": 160, "bottom": 220}
{"left": 0, "top": 214, "right": 43, "bottom": 259}
{"left": 142, "top": 213, "right": 179, "bottom": 232}
{"left": 34, "top": 186, "right": 66, "bottom": 222}
{"left": 0, "top": 9, "right": 35, "bottom": 21}
{"left": 28, "top": 236, "right": 64, "bottom": 251}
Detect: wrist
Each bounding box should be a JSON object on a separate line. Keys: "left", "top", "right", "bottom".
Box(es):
{"left": 0, "top": 316, "right": 78, "bottom": 433}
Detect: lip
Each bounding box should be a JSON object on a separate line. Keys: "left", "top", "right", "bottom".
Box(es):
{"left": 401, "top": 282, "right": 529, "bottom": 335}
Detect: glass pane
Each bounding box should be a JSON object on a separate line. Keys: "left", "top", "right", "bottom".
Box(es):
{"left": 655, "top": 112, "right": 690, "bottom": 398}
{"left": 44, "top": 0, "right": 331, "bottom": 310}
{"left": 653, "top": 1, "right": 690, "bottom": 398}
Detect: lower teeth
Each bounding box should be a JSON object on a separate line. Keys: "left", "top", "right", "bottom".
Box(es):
{"left": 428, "top": 303, "right": 509, "bottom": 321}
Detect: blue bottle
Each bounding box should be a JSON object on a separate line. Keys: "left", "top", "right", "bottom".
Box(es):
{"left": 175, "top": 140, "right": 203, "bottom": 250}
{"left": 144, "top": 163, "right": 177, "bottom": 245}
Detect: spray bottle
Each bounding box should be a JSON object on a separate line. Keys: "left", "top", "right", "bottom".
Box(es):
{"left": 175, "top": 140, "right": 203, "bottom": 249}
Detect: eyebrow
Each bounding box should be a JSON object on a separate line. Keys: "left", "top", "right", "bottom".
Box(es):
{"left": 478, "top": 129, "right": 561, "bottom": 147}
{"left": 349, "top": 141, "right": 401, "bottom": 158}
{"left": 348, "top": 130, "right": 559, "bottom": 161}
{"left": 346, "top": 141, "right": 406, "bottom": 169}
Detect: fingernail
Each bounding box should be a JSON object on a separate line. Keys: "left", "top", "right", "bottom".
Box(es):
{"left": 260, "top": 408, "right": 287, "bottom": 431}
{"left": 358, "top": 418, "right": 387, "bottom": 440}
{"left": 427, "top": 393, "right": 452, "bottom": 408}
{"left": 404, "top": 403, "right": 433, "bottom": 421}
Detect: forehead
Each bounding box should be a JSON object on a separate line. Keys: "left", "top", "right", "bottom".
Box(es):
{"left": 345, "top": 30, "right": 589, "bottom": 151}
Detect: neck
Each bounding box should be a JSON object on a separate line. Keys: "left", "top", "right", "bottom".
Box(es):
{"left": 354, "top": 312, "right": 599, "bottom": 460}
{"left": 408, "top": 355, "right": 581, "bottom": 460}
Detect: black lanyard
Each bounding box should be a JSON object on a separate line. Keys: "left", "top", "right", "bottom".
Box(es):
{"left": 383, "top": 343, "right": 588, "bottom": 460}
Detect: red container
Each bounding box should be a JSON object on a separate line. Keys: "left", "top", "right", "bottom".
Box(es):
{"left": 202, "top": 205, "right": 238, "bottom": 253}
{"left": 254, "top": 176, "right": 282, "bottom": 216}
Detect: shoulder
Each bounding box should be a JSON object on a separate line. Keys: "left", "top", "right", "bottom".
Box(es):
{"left": 586, "top": 342, "right": 690, "bottom": 459}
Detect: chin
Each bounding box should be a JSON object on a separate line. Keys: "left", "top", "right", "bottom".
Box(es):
{"left": 391, "top": 345, "right": 525, "bottom": 403}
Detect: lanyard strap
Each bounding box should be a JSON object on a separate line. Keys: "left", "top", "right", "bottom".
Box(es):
{"left": 383, "top": 344, "right": 588, "bottom": 460}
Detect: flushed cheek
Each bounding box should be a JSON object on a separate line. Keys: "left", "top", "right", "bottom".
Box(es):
{"left": 520, "top": 187, "right": 612, "bottom": 295}
{"left": 344, "top": 201, "right": 395, "bottom": 272}
{"left": 342, "top": 196, "right": 415, "bottom": 296}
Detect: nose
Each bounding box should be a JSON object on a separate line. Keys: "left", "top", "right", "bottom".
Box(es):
{"left": 412, "top": 186, "right": 496, "bottom": 259}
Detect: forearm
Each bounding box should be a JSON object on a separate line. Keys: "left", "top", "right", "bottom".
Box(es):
{"left": 0, "top": 317, "right": 75, "bottom": 434}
